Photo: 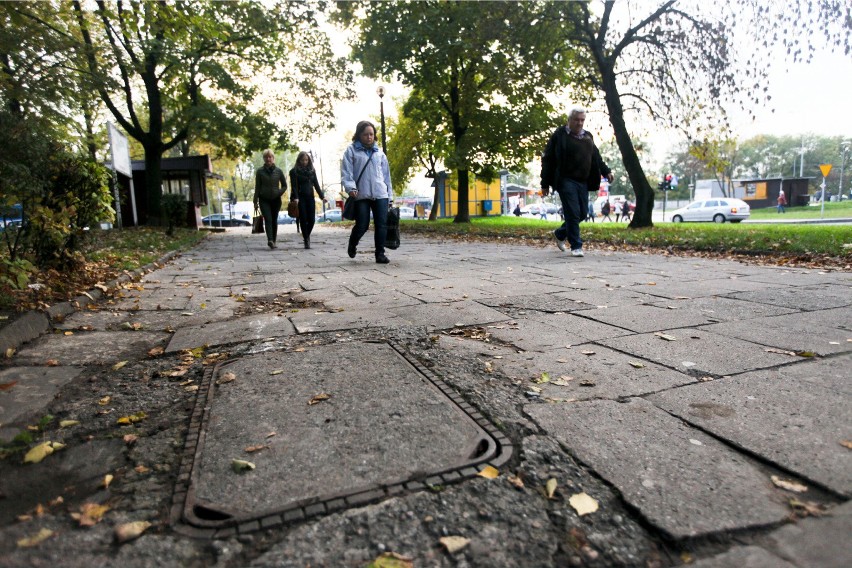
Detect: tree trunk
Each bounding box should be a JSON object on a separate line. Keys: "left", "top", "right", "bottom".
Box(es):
{"left": 453, "top": 168, "right": 470, "bottom": 223}
{"left": 144, "top": 144, "right": 163, "bottom": 226}
{"left": 601, "top": 75, "right": 654, "bottom": 228}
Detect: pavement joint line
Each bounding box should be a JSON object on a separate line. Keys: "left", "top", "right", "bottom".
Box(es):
{"left": 170, "top": 339, "right": 514, "bottom": 537}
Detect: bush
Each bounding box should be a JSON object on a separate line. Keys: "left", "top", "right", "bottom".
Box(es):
{"left": 161, "top": 193, "right": 186, "bottom": 236}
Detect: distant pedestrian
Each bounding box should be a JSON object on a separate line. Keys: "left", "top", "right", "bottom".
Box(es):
{"left": 777, "top": 190, "right": 787, "bottom": 213}
{"left": 254, "top": 149, "right": 287, "bottom": 250}
{"left": 601, "top": 199, "right": 612, "bottom": 221}
{"left": 586, "top": 201, "right": 595, "bottom": 222}
{"left": 613, "top": 199, "right": 623, "bottom": 222}
{"left": 540, "top": 206, "right": 547, "bottom": 220}
{"left": 540, "top": 106, "right": 613, "bottom": 257}
{"left": 621, "top": 200, "right": 632, "bottom": 222}
{"left": 513, "top": 203, "right": 522, "bottom": 216}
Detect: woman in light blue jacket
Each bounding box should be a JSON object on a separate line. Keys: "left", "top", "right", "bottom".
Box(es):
{"left": 341, "top": 120, "right": 393, "bottom": 264}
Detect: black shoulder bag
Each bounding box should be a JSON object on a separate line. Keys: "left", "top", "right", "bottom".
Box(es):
{"left": 342, "top": 153, "right": 373, "bottom": 221}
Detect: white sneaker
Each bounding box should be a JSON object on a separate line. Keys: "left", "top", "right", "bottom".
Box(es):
{"left": 553, "top": 232, "right": 566, "bottom": 252}
{"left": 571, "top": 249, "right": 584, "bottom": 257}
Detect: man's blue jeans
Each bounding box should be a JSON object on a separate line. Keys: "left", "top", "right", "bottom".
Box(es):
{"left": 554, "top": 178, "right": 588, "bottom": 250}
{"left": 349, "top": 198, "right": 389, "bottom": 257}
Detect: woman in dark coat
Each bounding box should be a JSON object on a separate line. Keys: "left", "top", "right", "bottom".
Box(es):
{"left": 254, "top": 149, "right": 287, "bottom": 249}
{"left": 289, "top": 152, "right": 326, "bottom": 249}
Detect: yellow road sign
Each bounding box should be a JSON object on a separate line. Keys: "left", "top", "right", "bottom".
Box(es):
{"left": 819, "top": 164, "right": 832, "bottom": 177}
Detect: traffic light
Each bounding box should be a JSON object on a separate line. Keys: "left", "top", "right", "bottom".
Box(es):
{"left": 227, "top": 191, "right": 236, "bottom": 205}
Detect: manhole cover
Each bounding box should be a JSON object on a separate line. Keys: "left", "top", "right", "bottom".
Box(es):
{"left": 172, "top": 341, "right": 511, "bottom": 537}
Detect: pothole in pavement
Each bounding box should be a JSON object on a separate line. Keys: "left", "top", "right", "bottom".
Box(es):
{"left": 171, "top": 341, "right": 512, "bottom": 537}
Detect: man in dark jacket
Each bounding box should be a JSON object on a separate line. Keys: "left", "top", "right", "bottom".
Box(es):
{"left": 540, "top": 107, "right": 613, "bottom": 257}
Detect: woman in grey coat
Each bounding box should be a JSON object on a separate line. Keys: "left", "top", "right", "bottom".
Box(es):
{"left": 254, "top": 149, "right": 287, "bottom": 249}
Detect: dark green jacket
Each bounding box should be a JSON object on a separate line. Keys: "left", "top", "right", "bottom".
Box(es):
{"left": 254, "top": 166, "right": 287, "bottom": 202}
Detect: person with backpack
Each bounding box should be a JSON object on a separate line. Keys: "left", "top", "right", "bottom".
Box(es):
{"left": 777, "top": 190, "right": 787, "bottom": 213}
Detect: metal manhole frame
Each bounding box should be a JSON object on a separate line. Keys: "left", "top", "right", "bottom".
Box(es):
{"left": 170, "top": 340, "right": 513, "bottom": 538}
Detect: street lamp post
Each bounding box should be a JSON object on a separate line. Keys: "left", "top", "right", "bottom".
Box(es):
{"left": 840, "top": 142, "right": 850, "bottom": 200}
{"left": 376, "top": 86, "right": 388, "bottom": 154}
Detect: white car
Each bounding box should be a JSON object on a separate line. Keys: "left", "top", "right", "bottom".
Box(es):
{"left": 397, "top": 206, "right": 416, "bottom": 219}
{"left": 669, "top": 198, "right": 750, "bottom": 223}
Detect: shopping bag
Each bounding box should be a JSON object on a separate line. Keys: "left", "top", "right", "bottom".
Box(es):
{"left": 385, "top": 206, "right": 400, "bottom": 250}
{"left": 287, "top": 200, "right": 299, "bottom": 218}
{"left": 342, "top": 196, "right": 356, "bottom": 221}
{"left": 252, "top": 215, "right": 264, "bottom": 234}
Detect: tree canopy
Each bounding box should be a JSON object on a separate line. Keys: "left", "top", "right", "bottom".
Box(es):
{"left": 339, "top": 0, "right": 585, "bottom": 222}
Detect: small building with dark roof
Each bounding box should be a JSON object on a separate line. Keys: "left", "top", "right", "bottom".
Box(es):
{"left": 735, "top": 177, "right": 812, "bottom": 208}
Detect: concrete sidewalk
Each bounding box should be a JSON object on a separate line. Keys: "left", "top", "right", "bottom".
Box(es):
{"left": 0, "top": 224, "right": 849, "bottom": 567}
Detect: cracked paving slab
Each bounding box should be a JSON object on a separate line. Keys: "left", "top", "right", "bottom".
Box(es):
{"left": 649, "top": 363, "right": 852, "bottom": 496}
{"left": 165, "top": 312, "right": 296, "bottom": 352}
{"left": 526, "top": 397, "right": 788, "bottom": 538}
{"left": 12, "top": 330, "right": 169, "bottom": 366}
{"left": 597, "top": 328, "right": 794, "bottom": 376}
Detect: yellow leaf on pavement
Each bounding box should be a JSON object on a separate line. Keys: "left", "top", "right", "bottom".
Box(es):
{"left": 477, "top": 465, "right": 499, "bottom": 479}
{"left": 269, "top": 369, "right": 284, "bottom": 375}
{"left": 72, "top": 502, "right": 110, "bottom": 527}
{"left": 569, "top": 492, "right": 599, "bottom": 516}
{"left": 367, "top": 552, "right": 414, "bottom": 568}
{"left": 507, "top": 475, "right": 525, "bottom": 489}
{"left": 98, "top": 396, "right": 111, "bottom": 405}
{"left": 308, "top": 393, "right": 331, "bottom": 405}
{"left": 244, "top": 445, "right": 268, "bottom": 453}
{"left": 17, "top": 528, "right": 54, "bottom": 548}
{"left": 629, "top": 361, "right": 645, "bottom": 368}
{"left": 112, "top": 361, "right": 128, "bottom": 371}
{"left": 439, "top": 536, "right": 470, "bottom": 554}
{"left": 840, "top": 440, "right": 852, "bottom": 450}
{"left": 59, "top": 420, "right": 79, "bottom": 428}
{"left": 117, "top": 411, "right": 147, "bottom": 425}
{"left": 24, "top": 441, "right": 65, "bottom": 464}
{"left": 771, "top": 475, "right": 808, "bottom": 493}
{"left": 232, "top": 459, "right": 256, "bottom": 473}
{"left": 147, "top": 346, "right": 164, "bottom": 357}
{"left": 114, "top": 521, "right": 152, "bottom": 543}
{"left": 5, "top": 347, "right": 16, "bottom": 358}
{"left": 546, "top": 478, "right": 558, "bottom": 499}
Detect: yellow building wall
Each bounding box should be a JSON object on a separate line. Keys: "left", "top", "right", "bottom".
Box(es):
{"left": 440, "top": 177, "right": 503, "bottom": 217}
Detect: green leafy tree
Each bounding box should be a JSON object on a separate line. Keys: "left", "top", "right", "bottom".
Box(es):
{"left": 544, "top": 1, "right": 850, "bottom": 228}
{"left": 339, "top": 1, "right": 583, "bottom": 223}
{"left": 72, "top": 0, "right": 352, "bottom": 224}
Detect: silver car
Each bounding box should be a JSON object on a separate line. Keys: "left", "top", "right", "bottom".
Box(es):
{"left": 670, "top": 198, "right": 750, "bottom": 223}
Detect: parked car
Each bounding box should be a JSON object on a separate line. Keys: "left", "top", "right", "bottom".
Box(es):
{"left": 316, "top": 208, "right": 343, "bottom": 223}
{"left": 201, "top": 214, "right": 251, "bottom": 227}
{"left": 276, "top": 212, "right": 297, "bottom": 225}
{"left": 398, "top": 206, "right": 415, "bottom": 219}
{"left": 0, "top": 204, "right": 23, "bottom": 230}
{"left": 669, "top": 198, "right": 750, "bottom": 223}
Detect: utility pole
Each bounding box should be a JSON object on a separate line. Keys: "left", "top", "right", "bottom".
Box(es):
{"left": 798, "top": 138, "right": 806, "bottom": 178}
{"left": 840, "top": 142, "right": 850, "bottom": 199}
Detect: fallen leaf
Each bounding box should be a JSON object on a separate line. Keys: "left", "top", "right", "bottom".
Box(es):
{"left": 266, "top": 431, "right": 277, "bottom": 438}
{"left": 789, "top": 498, "right": 826, "bottom": 517}
{"left": 71, "top": 502, "right": 110, "bottom": 527}
{"left": 765, "top": 347, "right": 797, "bottom": 356}
{"left": 551, "top": 376, "right": 573, "bottom": 386}
{"left": 269, "top": 369, "right": 284, "bottom": 375}
{"left": 507, "top": 475, "right": 525, "bottom": 489}
{"left": 134, "top": 465, "right": 150, "bottom": 474}
{"left": 682, "top": 361, "right": 696, "bottom": 367}
{"left": 17, "top": 528, "right": 54, "bottom": 548}
{"left": 114, "top": 521, "right": 152, "bottom": 543}
{"left": 579, "top": 380, "right": 596, "bottom": 387}
{"left": 569, "top": 492, "right": 599, "bottom": 516}
{"left": 293, "top": 347, "right": 306, "bottom": 352}
{"left": 797, "top": 351, "right": 816, "bottom": 358}
{"left": 771, "top": 475, "right": 808, "bottom": 493}
{"left": 581, "top": 350, "right": 596, "bottom": 355}
{"left": 101, "top": 474, "right": 114, "bottom": 489}
{"left": 308, "top": 393, "right": 331, "bottom": 405}
{"left": 534, "top": 372, "right": 550, "bottom": 384}
{"left": 184, "top": 385, "right": 199, "bottom": 392}
{"left": 24, "top": 441, "right": 65, "bottom": 464}
{"left": 654, "top": 333, "right": 677, "bottom": 341}
{"left": 112, "top": 361, "right": 128, "bottom": 371}
{"left": 59, "top": 420, "right": 79, "bottom": 428}
{"left": 116, "top": 411, "right": 147, "bottom": 425}
{"left": 5, "top": 347, "right": 16, "bottom": 358}
{"left": 147, "top": 346, "right": 164, "bottom": 357}
{"left": 232, "top": 459, "right": 256, "bottom": 473}
{"left": 45, "top": 359, "right": 60, "bottom": 366}
{"left": 439, "top": 536, "right": 470, "bottom": 554}
{"left": 545, "top": 478, "right": 558, "bottom": 499}
{"left": 477, "top": 465, "right": 499, "bottom": 479}
{"left": 244, "top": 444, "right": 268, "bottom": 453}
{"left": 367, "top": 551, "right": 413, "bottom": 568}
{"left": 628, "top": 361, "right": 645, "bottom": 368}
{"left": 64, "top": 331, "right": 74, "bottom": 336}
{"left": 840, "top": 440, "right": 852, "bottom": 450}
{"left": 214, "top": 371, "right": 237, "bottom": 385}
{"left": 98, "top": 396, "right": 111, "bottom": 405}
{"left": 0, "top": 380, "right": 18, "bottom": 391}
{"left": 123, "top": 434, "right": 138, "bottom": 445}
